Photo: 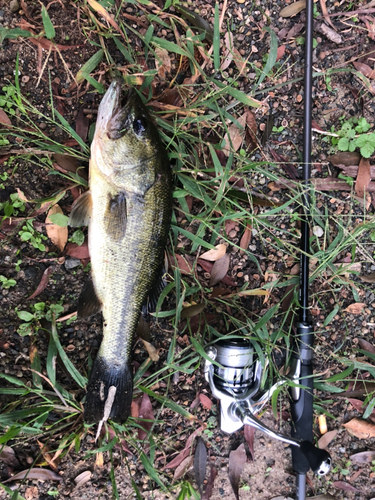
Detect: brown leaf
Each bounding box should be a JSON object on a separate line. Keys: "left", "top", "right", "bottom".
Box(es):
{"left": 280, "top": 0, "right": 306, "bottom": 18}
{"left": 199, "top": 394, "right": 213, "bottom": 410}
{"left": 198, "top": 259, "right": 237, "bottom": 287}
{"left": 173, "top": 456, "right": 194, "bottom": 482}
{"left": 225, "top": 219, "right": 237, "bottom": 235}
{"left": 228, "top": 443, "right": 246, "bottom": 500}
{"left": 137, "top": 393, "right": 154, "bottom": 442}
{"left": 75, "top": 108, "right": 89, "bottom": 143}
{"left": 65, "top": 240, "right": 90, "bottom": 259}
{"left": 194, "top": 438, "right": 207, "bottom": 494}
{"left": 350, "top": 450, "right": 375, "bottom": 463}
{"left": 364, "top": 16, "right": 375, "bottom": 41}
{"left": 181, "top": 303, "right": 205, "bottom": 319}
{"left": 358, "top": 338, "right": 375, "bottom": 355}
{"left": 268, "top": 147, "right": 299, "bottom": 180}
{"left": 344, "top": 303, "right": 366, "bottom": 314}
{"left": 200, "top": 244, "right": 227, "bottom": 262}
{"left": 356, "top": 157, "right": 371, "bottom": 198}
{"left": 209, "top": 253, "right": 230, "bottom": 287}
{"left": 141, "top": 339, "right": 159, "bottom": 362}
{"left": 165, "top": 426, "right": 205, "bottom": 469}
{"left": 222, "top": 113, "right": 247, "bottom": 155}
{"left": 27, "top": 266, "right": 54, "bottom": 300}
{"left": 73, "top": 470, "right": 92, "bottom": 491}
{"left": 168, "top": 253, "right": 193, "bottom": 274}
{"left": 276, "top": 44, "right": 286, "bottom": 61}
{"left": 320, "top": 0, "right": 336, "bottom": 29}
{"left": 320, "top": 23, "right": 342, "bottom": 43}
{"left": 353, "top": 61, "right": 375, "bottom": 79}
{"left": 202, "top": 466, "right": 217, "bottom": 500}
{"left": 0, "top": 446, "right": 20, "bottom": 468}
{"left": 239, "top": 223, "right": 252, "bottom": 255}
{"left": 343, "top": 417, "right": 375, "bottom": 439}
{"left": 25, "top": 487, "right": 38, "bottom": 500}
{"left": 333, "top": 481, "right": 359, "bottom": 493}
{"left": 155, "top": 47, "right": 171, "bottom": 80}
{"left": 327, "top": 151, "right": 361, "bottom": 166}
{"left": 286, "top": 23, "right": 304, "bottom": 41}
{"left": 0, "top": 109, "right": 12, "bottom": 127}
{"left": 359, "top": 272, "right": 375, "bottom": 283}
{"left": 245, "top": 110, "right": 257, "bottom": 151}
{"left": 317, "top": 429, "right": 338, "bottom": 449}
{"left": 3, "top": 468, "right": 62, "bottom": 483}
{"left": 86, "top": 0, "right": 126, "bottom": 41}
{"left": 46, "top": 205, "right": 68, "bottom": 251}
{"left": 244, "top": 425, "right": 255, "bottom": 460}
{"left": 95, "top": 452, "right": 104, "bottom": 467}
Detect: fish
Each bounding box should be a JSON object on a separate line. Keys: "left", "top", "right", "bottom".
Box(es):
{"left": 69, "top": 81, "right": 172, "bottom": 424}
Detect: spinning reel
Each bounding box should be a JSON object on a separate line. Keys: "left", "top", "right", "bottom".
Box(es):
{"left": 204, "top": 338, "right": 331, "bottom": 477}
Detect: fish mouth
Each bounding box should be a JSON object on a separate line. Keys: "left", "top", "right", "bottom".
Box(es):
{"left": 96, "top": 81, "right": 141, "bottom": 140}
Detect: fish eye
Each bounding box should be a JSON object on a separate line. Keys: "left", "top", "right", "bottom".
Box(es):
{"left": 133, "top": 117, "right": 147, "bottom": 135}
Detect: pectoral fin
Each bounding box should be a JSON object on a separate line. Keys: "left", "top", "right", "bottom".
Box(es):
{"left": 69, "top": 191, "right": 92, "bottom": 227}
{"left": 78, "top": 278, "right": 102, "bottom": 317}
{"left": 106, "top": 192, "right": 127, "bottom": 240}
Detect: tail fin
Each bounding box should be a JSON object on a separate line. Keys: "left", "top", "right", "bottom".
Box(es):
{"left": 84, "top": 356, "right": 133, "bottom": 424}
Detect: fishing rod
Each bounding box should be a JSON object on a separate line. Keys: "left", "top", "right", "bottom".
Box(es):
{"left": 204, "top": 0, "right": 332, "bottom": 497}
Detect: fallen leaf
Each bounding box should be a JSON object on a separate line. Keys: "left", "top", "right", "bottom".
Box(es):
{"left": 0, "top": 109, "right": 12, "bottom": 127}
{"left": 3, "top": 468, "right": 62, "bottom": 483}
{"left": 200, "top": 244, "right": 227, "bottom": 261}
{"left": 75, "top": 108, "right": 89, "bottom": 143}
{"left": 0, "top": 446, "right": 20, "bottom": 468}
{"left": 356, "top": 157, "right": 371, "bottom": 198}
{"left": 73, "top": 470, "right": 92, "bottom": 491}
{"left": 155, "top": 47, "right": 171, "bottom": 80}
{"left": 358, "top": 339, "right": 375, "bottom": 355}
{"left": 222, "top": 113, "right": 248, "bottom": 155}
{"left": 198, "top": 259, "right": 237, "bottom": 287}
{"left": 239, "top": 223, "right": 252, "bottom": 255}
{"left": 25, "top": 486, "right": 38, "bottom": 500}
{"left": 359, "top": 272, "right": 375, "bottom": 283}
{"left": 137, "top": 393, "right": 154, "bottom": 442}
{"left": 268, "top": 147, "right": 299, "bottom": 180}
{"left": 209, "top": 253, "right": 230, "bottom": 286}
{"left": 165, "top": 426, "right": 205, "bottom": 469}
{"left": 333, "top": 481, "right": 359, "bottom": 492}
{"left": 202, "top": 466, "right": 217, "bottom": 500}
{"left": 363, "top": 16, "right": 375, "bottom": 41}
{"left": 194, "top": 438, "right": 207, "bottom": 494}
{"left": 27, "top": 266, "right": 54, "bottom": 300}
{"left": 280, "top": 0, "right": 306, "bottom": 18}
{"left": 286, "top": 23, "right": 304, "bottom": 41}
{"left": 320, "top": 23, "right": 342, "bottom": 43}
{"left": 95, "top": 452, "right": 104, "bottom": 467}
{"left": 46, "top": 205, "right": 68, "bottom": 251}
{"left": 168, "top": 253, "right": 193, "bottom": 274}
{"left": 350, "top": 450, "right": 375, "bottom": 463}
{"left": 244, "top": 425, "right": 255, "bottom": 461}
{"left": 181, "top": 303, "right": 205, "bottom": 319}
{"left": 65, "top": 240, "right": 90, "bottom": 259}
{"left": 141, "top": 339, "right": 159, "bottom": 362}
{"left": 317, "top": 429, "right": 338, "bottom": 449}
{"left": 348, "top": 398, "right": 366, "bottom": 413}
{"left": 343, "top": 417, "right": 375, "bottom": 439}
{"left": 199, "top": 393, "right": 213, "bottom": 410}
{"left": 327, "top": 151, "right": 361, "bottom": 166}
{"left": 320, "top": 0, "right": 336, "bottom": 29}
{"left": 173, "top": 456, "right": 194, "bottom": 482}
{"left": 344, "top": 303, "right": 366, "bottom": 314}
{"left": 228, "top": 443, "right": 246, "bottom": 500}
{"left": 353, "top": 61, "right": 375, "bottom": 79}
{"left": 245, "top": 110, "right": 257, "bottom": 151}
{"left": 276, "top": 44, "right": 286, "bottom": 61}
{"left": 86, "top": 0, "right": 126, "bottom": 41}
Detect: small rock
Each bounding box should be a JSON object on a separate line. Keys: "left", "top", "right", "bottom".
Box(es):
{"left": 10, "top": 0, "right": 20, "bottom": 12}
{"left": 64, "top": 257, "right": 81, "bottom": 270}
{"left": 313, "top": 225, "right": 324, "bottom": 237}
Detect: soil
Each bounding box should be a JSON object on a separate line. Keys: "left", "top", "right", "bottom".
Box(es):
{"left": 1, "top": 0, "right": 375, "bottom": 499}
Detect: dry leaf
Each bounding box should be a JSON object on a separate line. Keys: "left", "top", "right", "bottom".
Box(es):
{"left": 200, "top": 244, "right": 227, "bottom": 261}
{"left": 0, "top": 109, "right": 12, "bottom": 127}
{"left": 222, "top": 113, "right": 248, "bottom": 155}
{"left": 320, "top": 23, "right": 342, "bottom": 43}
{"left": 168, "top": 253, "right": 193, "bottom": 274}
{"left": 3, "top": 468, "right": 62, "bottom": 483}
{"left": 276, "top": 44, "right": 286, "bottom": 61}
{"left": 86, "top": 0, "right": 125, "bottom": 41}
{"left": 363, "top": 16, "right": 375, "bottom": 40}
{"left": 286, "top": 23, "right": 304, "bottom": 41}
{"left": 199, "top": 393, "right": 213, "bottom": 410}
{"left": 228, "top": 443, "right": 246, "bottom": 500}
{"left": 0, "top": 446, "right": 20, "bottom": 468}
{"left": 317, "top": 429, "right": 337, "bottom": 449}
{"left": 141, "top": 339, "right": 159, "bottom": 362}
{"left": 344, "top": 303, "right": 366, "bottom": 314}
{"left": 181, "top": 303, "right": 205, "bottom": 319}
{"left": 165, "top": 426, "right": 205, "bottom": 469}
{"left": 353, "top": 61, "right": 375, "bottom": 79}
{"left": 358, "top": 338, "right": 375, "bottom": 355}
{"left": 46, "top": 205, "right": 68, "bottom": 251}
{"left": 327, "top": 151, "right": 361, "bottom": 166}
{"left": 202, "top": 466, "right": 217, "bottom": 500}
{"left": 173, "top": 456, "right": 194, "bottom": 482}
{"left": 73, "top": 470, "right": 92, "bottom": 491}
{"left": 333, "top": 481, "right": 359, "bottom": 493}
{"left": 239, "top": 223, "right": 252, "bottom": 255}
{"left": 155, "top": 47, "right": 171, "bottom": 80}
{"left": 343, "top": 417, "right": 375, "bottom": 439}
{"left": 95, "top": 452, "right": 104, "bottom": 467}
{"left": 244, "top": 425, "right": 255, "bottom": 461}
{"left": 65, "top": 240, "right": 90, "bottom": 259}
{"left": 75, "top": 108, "right": 89, "bottom": 143}
{"left": 198, "top": 259, "right": 237, "bottom": 287}
{"left": 320, "top": 0, "right": 336, "bottom": 29}
{"left": 350, "top": 450, "right": 375, "bottom": 463}
{"left": 359, "top": 272, "right": 375, "bottom": 283}
{"left": 27, "top": 266, "right": 54, "bottom": 300}
{"left": 280, "top": 0, "right": 306, "bottom": 17}
{"left": 194, "top": 438, "right": 207, "bottom": 494}
{"left": 356, "top": 157, "right": 371, "bottom": 198}
{"left": 25, "top": 487, "right": 38, "bottom": 500}
{"left": 209, "top": 253, "right": 230, "bottom": 286}
{"left": 137, "top": 393, "right": 155, "bottom": 442}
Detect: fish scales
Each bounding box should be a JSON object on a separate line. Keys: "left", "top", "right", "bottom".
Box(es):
{"left": 69, "top": 81, "right": 172, "bottom": 424}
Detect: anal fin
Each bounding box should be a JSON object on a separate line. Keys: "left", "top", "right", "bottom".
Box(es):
{"left": 78, "top": 278, "right": 102, "bottom": 318}
{"left": 69, "top": 191, "right": 92, "bottom": 227}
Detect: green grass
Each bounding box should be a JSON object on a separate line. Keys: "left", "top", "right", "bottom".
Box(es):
{"left": 0, "top": 0, "right": 374, "bottom": 498}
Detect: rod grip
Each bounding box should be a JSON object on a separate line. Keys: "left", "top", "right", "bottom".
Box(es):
{"left": 291, "top": 363, "right": 313, "bottom": 474}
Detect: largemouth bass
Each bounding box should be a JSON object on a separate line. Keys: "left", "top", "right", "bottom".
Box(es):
{"left": 69, "top": 81, "right": 172, "bottom": 423}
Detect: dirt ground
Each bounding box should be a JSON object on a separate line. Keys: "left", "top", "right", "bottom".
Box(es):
{"left": 2, "top": 0, "right": 375, "bottom": 499}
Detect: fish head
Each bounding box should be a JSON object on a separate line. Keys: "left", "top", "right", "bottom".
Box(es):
{"left": 92, "top": 81, "right": 164, "bottom": 184}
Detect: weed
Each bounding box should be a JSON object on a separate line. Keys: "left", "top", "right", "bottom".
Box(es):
{"left": 330, "top": 117, "right": 375, "bottom": 157}
{"left": 0, "top": 275, "right": 16, "bottom": 289}
{"left": 19, "top": 220, "right": 47, "bottom": 251}
{"left": 16, "top": 302, "right": 65, "bottom": 336}
{"left": 0, "top": 193, "right": 26, "bottom": 219}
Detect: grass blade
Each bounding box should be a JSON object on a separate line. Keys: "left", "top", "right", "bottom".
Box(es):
{"left": 213, "top": 2, "right": 220, "bottom": 71}
{"left": 41, "top": 5, "right": 55, "bottom": 40}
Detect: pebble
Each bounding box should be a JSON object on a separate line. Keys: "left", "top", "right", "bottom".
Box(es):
{"left": 10, "top": 0, "right": 20, "bottom": 12}
{"left": 64, "top": 257, "right": 81, "bottom": 270}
